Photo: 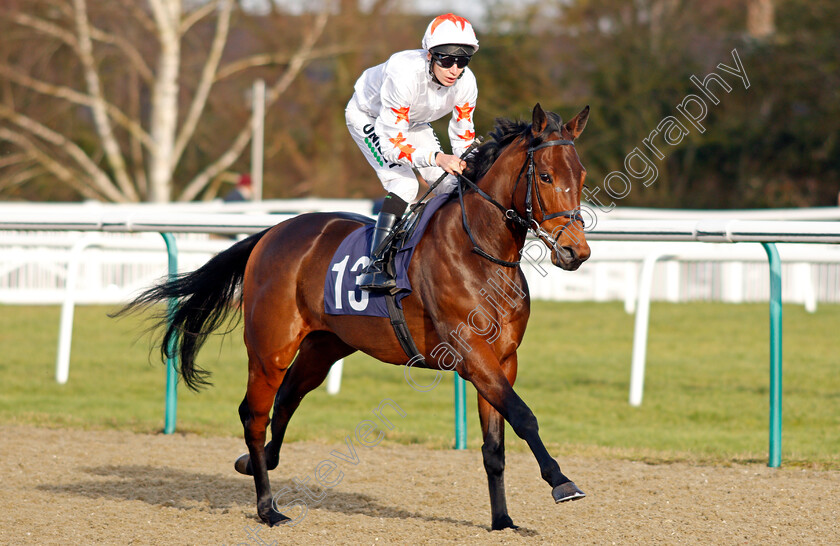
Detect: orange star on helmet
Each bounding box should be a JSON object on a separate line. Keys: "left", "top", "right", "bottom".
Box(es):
{"left": 391, "top": 106, "right": 410, "bottom": 124}
{"left": 389, "top": 133, "right": 416, "bottom": 161}
{"left": 457, "top": 130, "right": 476, "bottom": 141}
{"left": 431, "top": 13, "right": 470, "bottom": 34}
{"left": 455, "top": 102, "right": 475, "bottom": 122}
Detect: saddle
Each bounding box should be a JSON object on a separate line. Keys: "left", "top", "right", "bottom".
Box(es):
{"left": 323, "top": 195, "right": 450, "bottom": 365}
{"left": 324, "top": 194, "right": 448, "bottom": 319}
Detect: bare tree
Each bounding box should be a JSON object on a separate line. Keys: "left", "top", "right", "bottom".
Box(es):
{"left": 0, "top": 0, "right": 330, "bottom": 202}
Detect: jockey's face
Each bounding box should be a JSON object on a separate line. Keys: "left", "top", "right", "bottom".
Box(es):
{"left": 428, "top": 52, "right": 465, "bottom": 87}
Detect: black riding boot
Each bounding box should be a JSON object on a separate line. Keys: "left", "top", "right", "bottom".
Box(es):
{"left": 358, "top": 211, "right": 400, "bottom": 292}
{"left": 358, "top": 193, "right": 407, "bottom": 292}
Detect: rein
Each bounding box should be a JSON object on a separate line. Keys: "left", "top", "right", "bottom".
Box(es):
{"left": 457, "top": 137, "right": 584, "bottom": 267}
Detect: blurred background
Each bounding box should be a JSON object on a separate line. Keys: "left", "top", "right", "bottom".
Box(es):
{"left": 1, "top": 0, "right": 837, "bottom": 208}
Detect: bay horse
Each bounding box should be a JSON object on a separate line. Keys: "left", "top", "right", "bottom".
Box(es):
{"left": 121, "top": 103, "right": 591, "bottom": 530}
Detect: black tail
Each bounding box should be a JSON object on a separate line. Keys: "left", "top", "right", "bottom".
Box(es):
{"left": 114, "top": 229, "right": 270, "bottom": 391}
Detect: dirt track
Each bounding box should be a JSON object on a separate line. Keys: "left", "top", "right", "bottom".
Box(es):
{"left": 1, "top": 425, "right": 837, "bottom": 545}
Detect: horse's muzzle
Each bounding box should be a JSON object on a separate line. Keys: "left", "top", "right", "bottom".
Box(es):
{"left": 551, "top": 245, "right": 588, "bottom": 271}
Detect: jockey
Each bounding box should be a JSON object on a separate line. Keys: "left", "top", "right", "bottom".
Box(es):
{"left": 346, "top": 13, "right": 479, "bottom": 292}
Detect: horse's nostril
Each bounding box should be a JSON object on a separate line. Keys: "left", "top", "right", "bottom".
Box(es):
{"left": 565, "top": 247, "right": 578, "bottom": 263}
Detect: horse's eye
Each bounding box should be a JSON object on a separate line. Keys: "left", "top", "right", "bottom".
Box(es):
{"left": 539, "top": 173, "right": 552, "bottom": 184}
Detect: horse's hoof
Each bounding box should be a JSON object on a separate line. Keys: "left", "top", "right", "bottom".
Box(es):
{"left": 258, "top": 508, "right": 292, "bottom": 527}
{"left": 552, "top": 481, "right": 586, "bottom": 503}
{"left": 264, "top": 511, "right": 292, "bottom": 527}
{"left": 491, "top": 514, "right": 518, "bottom": 531}
{"left": 234, "top": 453, "right": 253, "bottom": 476}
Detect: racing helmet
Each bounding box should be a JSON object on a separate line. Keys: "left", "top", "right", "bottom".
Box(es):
{"left": 421, "top": 13, "right": 479, "bottom": 56}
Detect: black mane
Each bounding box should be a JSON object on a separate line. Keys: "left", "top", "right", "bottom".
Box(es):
{"left": 463, "top": 111, "right": 564, "bottom": 184}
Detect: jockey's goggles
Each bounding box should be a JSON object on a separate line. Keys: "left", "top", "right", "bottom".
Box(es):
{"left": 432, "top": 53, "right": 471, "bottom": 69}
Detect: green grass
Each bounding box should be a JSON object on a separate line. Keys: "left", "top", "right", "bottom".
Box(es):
{"left": 1, "top": 301, "right": 837, "bottom": 468}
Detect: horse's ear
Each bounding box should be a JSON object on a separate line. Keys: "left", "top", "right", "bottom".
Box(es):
{"left": 531, "top": 103, "right": 548, "bottom": 136}
{"left": 564, "top": 105, "right": 590, "bottom": 140}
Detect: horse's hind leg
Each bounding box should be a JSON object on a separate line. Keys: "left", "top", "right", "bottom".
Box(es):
{"left": 235, "top": 332, "right": 354, "bottom": 526}
{"left": 239, "top": 342, "right": 299, "bottom": 527}
{"left": 265, "top": 332, "right": 355, "bottom": 469}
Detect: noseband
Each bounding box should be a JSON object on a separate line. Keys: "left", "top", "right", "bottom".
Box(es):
{"left": 457, "top": 137, "right": 584, "bottom": 267}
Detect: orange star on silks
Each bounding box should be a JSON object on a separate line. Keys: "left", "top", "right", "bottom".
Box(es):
{"left": 391, "top": 106, "right": 410, "bottom": 124}
{"left": 454, "top": 102, "right": 475, "bottom": 122}
{"left": 431, "top": 13, "right": 470, "bottom": 34}
{"left": 389, "top": 132, "right": 416, "bottom": 161}
{"left": 457, "top": 130, "right": 476, "bottom": 140}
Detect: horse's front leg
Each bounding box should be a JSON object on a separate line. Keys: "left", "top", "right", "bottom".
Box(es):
{"left": 478, "top": 353, "right": 518, "bottom": 530}
{"left": 463, "top": 348, "right": 585, "bottom": 505}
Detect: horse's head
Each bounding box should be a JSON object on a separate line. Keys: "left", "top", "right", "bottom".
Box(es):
{"left": 462, "top": 103, "right": 591, "bottom": 270}
{"left": 518, "top": 103, "right": 591, "bottom": 271}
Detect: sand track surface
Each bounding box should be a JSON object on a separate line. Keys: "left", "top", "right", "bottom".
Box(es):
{"left": 1, "top": 425, "right": 837, "bottom": 544}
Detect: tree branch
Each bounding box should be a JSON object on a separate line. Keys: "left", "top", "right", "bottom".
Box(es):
{"left": 87, "top": 26, "right": 155, "bottom": 84}
{"left": 215, "top": 44, "right": 357, "bottom": 81}
{"left": 72, "top": 0, "right": 137, "bottom": 200}
{"left": 0, "top": 152, "right": 31, "bottom": 169}
{"left": 2, "top": 6, "right": 153, "bottom": 86}
{"left": 0, "top": 165, "right": 46, "bottom": 192}
{"left": 0, "top": 127, "right": 104, "bottom": 200}
{"left": 264, "top": 12, "right": 329, "bottom": 109}
{"left": 177, "top": 11, "right": 330, "bottom": 202}
{"left": 0, "top": 104, "right": 127, "bottom": 201}
{"left": 0, "top": 63, "right": 155, "bottom": 151}
{"left": 127, "top": 69, "right": 148, "bottom": 199}
{"left": 171, "top": 0, "right": 233, "bottom": 169}
{"left": 0, "top": 8, "right": 78, "bottom": 49}
{"left": 115, "top": 0, "right": 158, "bottom": 35}
{"left": 179, "top": 0, "right": 220, "bottom": 35}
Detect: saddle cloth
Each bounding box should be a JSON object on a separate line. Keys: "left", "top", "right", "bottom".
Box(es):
{"left": 324, "top": 193, "right": 450, "bottom": 317}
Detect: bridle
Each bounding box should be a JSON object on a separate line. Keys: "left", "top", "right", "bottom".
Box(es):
{"left": 456, "top": 137, "right": 584, "bottom": 267}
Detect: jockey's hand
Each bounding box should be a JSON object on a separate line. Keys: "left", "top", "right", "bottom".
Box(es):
{"left": 436, "top": 152, "right": 467, "bottom": 176}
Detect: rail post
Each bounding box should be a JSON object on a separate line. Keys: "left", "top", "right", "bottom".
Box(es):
{"left": 161, "top": 233, "right": 179, "bottom": 435}
{"left": 761, "top": 242, "right": 783, "bottom": 467}
{"left": 454, "top": 373, "right": 467, "bottom": 449}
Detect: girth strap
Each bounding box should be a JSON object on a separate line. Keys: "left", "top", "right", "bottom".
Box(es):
{"left": 384, "top": 293, "right": 425, "bottom": 364}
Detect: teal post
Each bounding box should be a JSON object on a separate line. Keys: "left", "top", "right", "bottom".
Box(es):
{"left": 761, "top": 242, "right": 782, "bottom": 467}
{"left": 161, "top": 233, "right": 179, "bottom": 435}
{"left": 454, "top": 373, "right": 467, "bottom": 449}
